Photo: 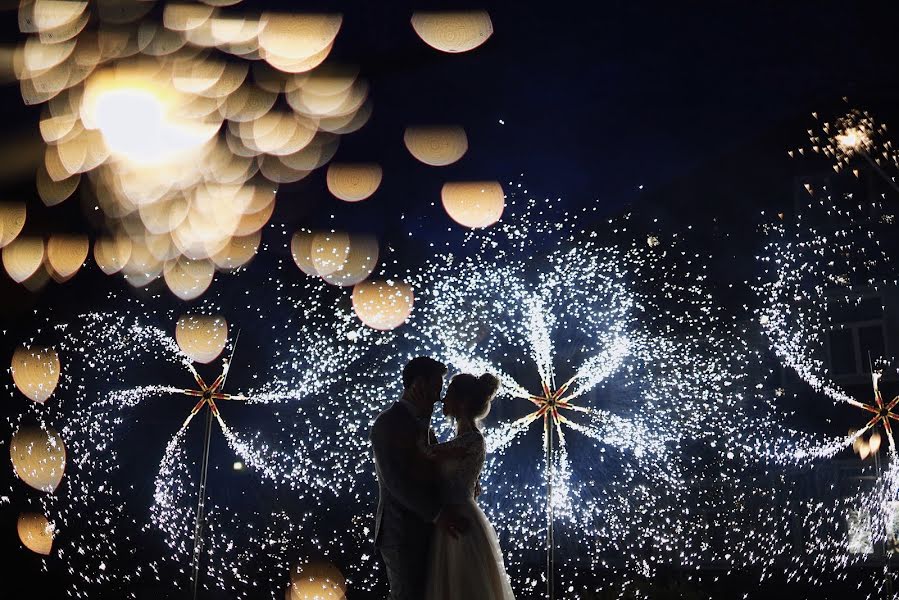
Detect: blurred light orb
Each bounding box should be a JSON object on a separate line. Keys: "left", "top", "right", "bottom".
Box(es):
{"left": 289, "top": 562, "right": 347, "bottom": 600}
{"left": 310, "top": 231, "right": 351, "bottom": 276}
{"left": 164, "top": 258, "right": 215, "bottom": 301}
{"left": 293, "top": 231, "right": 378, "bottom": 286}
{"left": 20, "top": 1, "right": 89, "bottom": 33}
{"left": 403, "top": 126, "right": 468, "bottom": 166}
{"left": 258, "top": 13, "right": 342, "bottom": 62}
{"left": 320, "top": 234, "right": 378, "bottom": 287}
{"left": 870, "top": 431, "right": 882, "bottom": 453}
{"left": 46, "top": 234, "right": 89, "bottom": 281}
{"left": 0, "top": 202, "right": 27, "bottom": 248}
{"left": 836, "top": 127, "right": 866, "bottom": 151}
{"left": 2, "top": 236, "right": 45, "bottom": 283}
{"left": 93, "top": 235, "right": 132, "bottom": 275}
{"left": 326, "top": 162, "right": 382, "bottom": 202}
{"left": 122, "top": 241, "right": 164, "bottom": 287}
{"left": 411, "top": 11, "right": 493, "bottom": 53}
{"left": 351, "top": 280, "right": 414, "bottom": 331}
{"left": 10, "top": 426, "right": 67, "bottom": 493}
{"left": 11, "top": 345, "right": 61, "bottom": 404}
{"left": 211, "top": 231, "right": 260, "bottom": 270}
{"left": 440, "top": 181, "right": 505, "bottom": 228}
{"left": 17, "top": 512, "right": 55, "bottom": 556}
{"left": 82, "top": 70, "right": 219, "bottom": 166}
{"left": 162, "top": 3, "right": 215, "bottom": 32}
{"left": 175, "top": 314, "right": 228, "bottom": 364}
{"left": 859, "top": 440, "right": 871, "bottom": 460}
{"left": 290, "top": 231, "right": 317, "bottom": 276}
{"left": 36, "top": 164, "right": 80, "bottom": 206}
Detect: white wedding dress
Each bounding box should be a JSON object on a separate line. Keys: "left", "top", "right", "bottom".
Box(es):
{"left": 423, "top": 429, "right": 516, "bottom": 600}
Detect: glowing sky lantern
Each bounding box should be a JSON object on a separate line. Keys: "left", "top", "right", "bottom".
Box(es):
{"left": 0, "top": 203, "right": 26, "bottom": 248}
{"left": 289, "top": 562, "right": 347, "bottom": 600}
{"left": 46, "top": 234, "right": 89, "bottom": 281}
{"left": 2, "top": 236, "right": 44, "bottom": 283}
{"left": 11, "top": 345, "right": 61, "bottom": 404}
{"left": 325, "top": 162, "right": 382, "bottom": 202}
{"left": 403, "top": 125, "right": 468, "bottom": 166}
{"left": 175, "top": 314, "right": 228, "bottom": 364}
{"left": 10, "top": 426, "right": 67, "bottom": 493}
{"left": 440, "top": 181, "right": 505, "bottom": 228}
{"left": 351, "top": 280, "right": 414, "bottom": 331}
{"left": 17, "top": 512, "right": 55, "bottom": 556}
{"left": 410, "top": 11, "right": 494, "bottom": 53}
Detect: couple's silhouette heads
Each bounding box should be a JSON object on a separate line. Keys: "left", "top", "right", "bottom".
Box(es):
{"left": 445, "top": 372, "right": 500, "bottom": 421}
{"left": 403, "top": 357, "right": 500, "bottom": 421}
{"left": 403, "top": 356, "right": 448, "bottom": 407}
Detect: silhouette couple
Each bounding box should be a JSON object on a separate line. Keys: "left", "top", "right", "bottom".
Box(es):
{"left": 370, "top": 357, "right": 516, "bottom": 600}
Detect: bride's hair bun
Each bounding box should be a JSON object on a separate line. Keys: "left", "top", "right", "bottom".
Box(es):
{"left": 477, "top": 373, "right": 500, "bottom": 399}
{"left": 449, "top": 372, "right": 501, "bottom": 421}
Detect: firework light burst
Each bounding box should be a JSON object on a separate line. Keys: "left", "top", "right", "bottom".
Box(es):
{"left": 324, "top": 185, "right": 848, "bottom": 596}
{"left": 751, "top": 108, "right": 899, "bottom": 593}
{"left": 4, "top": 249, "right": 385, "bottom": 598}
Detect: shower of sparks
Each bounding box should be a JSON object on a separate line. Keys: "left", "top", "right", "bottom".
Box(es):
{"left": 752, "top": 108, "right": 899, "bottom": 593}
{"left": 326, "top": 187, "right": 837, "bottom": 595}
{"left": 801, "top": 107, "right": 899, "bottom": 196}
{"left": 758, "top": 108, "right": 899, "bottom": 461}
{"left": 4, "top": 252, "right": 381, "bottom": 598}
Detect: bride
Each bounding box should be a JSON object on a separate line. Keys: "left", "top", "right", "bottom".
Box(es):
{"left": 420, "top": 372, "right": 516, "bottom": 600}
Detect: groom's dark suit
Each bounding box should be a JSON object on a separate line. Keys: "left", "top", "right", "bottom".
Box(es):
{"left": 370, "top": 400, "right": 441, "bottom": 600}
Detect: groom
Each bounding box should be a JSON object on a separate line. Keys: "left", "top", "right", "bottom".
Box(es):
{"left": 370, "top": 356, "right": 470, "bottom": 599}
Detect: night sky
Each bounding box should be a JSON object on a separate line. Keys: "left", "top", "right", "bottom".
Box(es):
{"left": 2, "top": 1, "right": 899, "bottom": 241}
{"left": 2, "top": 1, "right": 899, "bottom": 597}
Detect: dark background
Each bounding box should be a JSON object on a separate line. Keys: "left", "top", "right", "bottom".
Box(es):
{"left": 2, "top": 1, "right": 899, "bottom": 598}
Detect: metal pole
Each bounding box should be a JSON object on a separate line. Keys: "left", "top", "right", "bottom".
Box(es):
{"left": 546, "top": 415, "right": 555, "bottom": 600}
{"left": 876, "top": 450, "right": 893, "bottom": 599}
{"left": 190, "top": 404, "right": 215, "bottom": 600}
{"left": 188, "top": 333, "right": 240, "bottom": 600}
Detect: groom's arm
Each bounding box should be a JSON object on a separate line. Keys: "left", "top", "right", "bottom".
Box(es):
{"left": 371, "top": 419, "right": 441, "bottom": 523}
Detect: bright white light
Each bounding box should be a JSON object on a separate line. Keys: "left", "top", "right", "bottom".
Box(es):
{"left": 92, "top": 88, "right": 217, "bottom": 166}
{"left": 232, "top": 461, "right": 244, "bottom": 471}
{"left": 835, "top": 127, "right": 867, "bottom": 152}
